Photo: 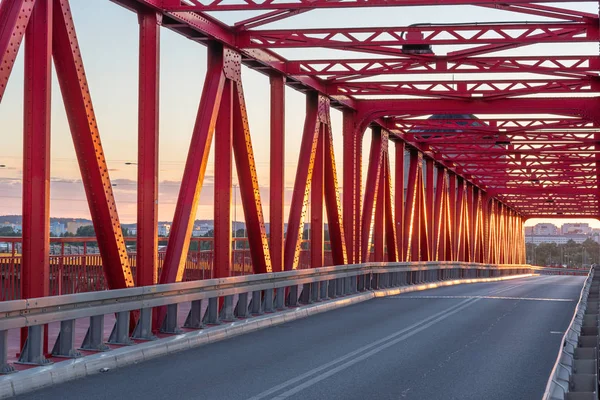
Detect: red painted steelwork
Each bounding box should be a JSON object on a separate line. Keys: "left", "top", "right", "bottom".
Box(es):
{"left": 53, "top": 0, "right": 134, "bottom": 289}
{"left": 137, "top": 10, "right": 160, "bottom": 286}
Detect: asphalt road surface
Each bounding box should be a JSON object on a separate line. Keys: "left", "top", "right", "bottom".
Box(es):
{"left": 17, "top": 275, "right": 585, "bottom": 400}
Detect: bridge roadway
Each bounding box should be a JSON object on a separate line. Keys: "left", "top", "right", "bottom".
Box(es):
{"left": 18, "top": 274, "right": 584, "bottom": 400}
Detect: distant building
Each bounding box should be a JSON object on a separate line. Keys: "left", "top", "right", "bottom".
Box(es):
{"left": 50, "top": 222, "right": 66, "bottom": 236}
{"left": 561, "top": 223, "right": 591, "bottom": 235}
{"left": 524, "top": 226, "right": 534, "bottom": 235}
{"left": 66, "top": 221, "right": 86, "bottom": 234}
{"left": 532, "top": 223, "right": 558, "bottom": 236}
{"left": 158, "top": 223, "right": 171, "bottom": 237}
{"left": 525, "top": 234, "right": 588, "bottom": 245}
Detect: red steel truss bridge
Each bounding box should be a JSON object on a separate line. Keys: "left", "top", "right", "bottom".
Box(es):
{"left": 0, "top": 1, "right": 599, "bottom": 398}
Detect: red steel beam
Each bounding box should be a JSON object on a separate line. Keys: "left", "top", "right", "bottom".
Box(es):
{"left": 238, "top": 22, "right": 598, "bottom": 49}
{"left": 231, "top": 77, "right": 272, "bottom": 274}
{"left": 286, "top": 55, "right": 600, "bottom": 79}
{"left": 311, "top": 125, "right": 324, "bottom": 268}
{"left": 383, "top": 152, "right": 398, "bottom": 262}
{"left": 342, "top": 110, "right": 358, "bottom": 264}
{"left": 164, "top": 0, "right": 596, "bottom": 13}
{"left": 160, "top": 43, "right": 225, "bottom": 283}
{"left": 53, "top": 0, "right": 134, "bottom": 289}
{"left": 284, "top": 93, "right": 322, "bottom": 270}
{"left": 323, "top": 116, "right": 348, "bottom": 266}
{"left": 21, "top": 0, "right": 51, "bottom": 348}
{"left": 361, "top": 127, "right": 385, "bottom": 263}
{"left": 0, "top": 0, "right": 35, "bottom": 102}
{"left": 330, "top": 78, "right": 600, "bottom": 99}
{"left": 425, "top": 158, "right": 434, "bottom": 255}
{"left": 269, "top": 74, "right": 285, "bottom": 272}
{"left": 214, "top": 80, "right": 233, "bottom": 279}
{"left": 395, "top": 141, "right": 405, "bottom": 261}
{"left": 136, "top": 10, "right": 160, "bottom": 286}
{"left": 404, "top": 149, "right": 420, "bottom": 261}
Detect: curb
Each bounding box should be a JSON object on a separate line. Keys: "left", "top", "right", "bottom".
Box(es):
{"left": 0, "top": 273, "right": 533, "bottom": 398}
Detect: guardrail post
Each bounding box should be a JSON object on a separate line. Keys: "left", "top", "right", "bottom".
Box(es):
{"left": 251, "top": 291, "right": 263, "bottom": 315}
{"left": 275, "top": 287, "right": 285, "bottom": 310}
{"left": 236, "top": 293, "right": 249, "bottom": 318}
{"left": 299, "top": 284, "right": 312, "bottom": 304}
{"left": 220, "top": 295, "right": 235, "bottom": 322}
{"left": 328, "top": 279, "right": 337, "bottom": 298}
{"left": 311, "top": 282, "right": 319, "bottom": 302}
{"left": 264, "top": 289, "right": 274, "bottom": 313}
{"left": 132, "top": 308, "right": 157, "bottom": 340}
{"left": 51, "top": 320, "right": 81, "bottom": 358}
{"left": 204, "top": 297, "right": 221, "bottom": 325}
{"left": 108, "top": 312, "right": 134, "bottom": 345}
{"left": 80, "top": 315, "right": 109, "bottom": 351}
{"left": 337, "top": 277, "right": 345, "bottom": 295}
{"left": 161, "top": 304, "right": 183, "bottom": 333}
{"left": 320, "top": 280, "right": 329, "bottom": 300}
{"left": 17, "top": 325, "right": 52, "bottom": 365}
{"left": 371, "top": 274, "right": 379, "bottom": 290}
{"left": 0, "top": 330, "right": 15, "bottom": 374}
{"left": 357, "top": 275, "right": 365, "bottom": 291}
{"left": 183, "top": 300, "right": 203, "bottom": 329}
{"left": 287, "top": 285, "right": 298, "bottom": 307}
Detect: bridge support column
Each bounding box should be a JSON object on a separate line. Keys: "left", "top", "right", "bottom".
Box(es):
{"left": 21, "top": 0, "right": 52, "bottom": 351}
{"left": 136, "top": 9, "right": 161, "bottom": 288}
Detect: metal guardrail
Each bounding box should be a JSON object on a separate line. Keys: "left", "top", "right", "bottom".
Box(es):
{"left": 0, "top": 261, "right": 531, "bottom": 374}
{"left": 543, "top": 266, "right": 597, "bottom": 400}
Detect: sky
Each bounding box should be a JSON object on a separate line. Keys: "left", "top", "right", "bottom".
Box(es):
{"left": 0, "top": 1, "right": 598, "bottom": 228}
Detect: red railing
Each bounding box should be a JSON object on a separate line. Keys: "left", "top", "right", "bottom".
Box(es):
{"left": 0, "top": 236, "right": 336, "bottom": 300}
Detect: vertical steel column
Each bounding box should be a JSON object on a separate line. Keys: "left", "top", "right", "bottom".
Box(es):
{"left": 214, "top": 80, "right": 233, "bottom": 279}
{"left": 342, "top": 110, "right": 358, "bottom": 264}
{"left": 160, "top": 44, "right": 225, "bottom": 283}
{"left": 311, "top": 125, "right": 324, "bottom": 268}
{"left": 21, "top": 0, "right": 51, "bottom": 351}
{"left": 443, "top": 172, "right": 453, "bottom": 261}
{"left": 270, "top": 74, "right": 285, "bottom": 272}
{"left": 284, "top": 93, "right": 321, "bottom": 270}
{"left": 395, "top": 141, "right": 405, "bottom": 261}
{"left": 425, "top": 158, "right": 434, "bottom": 255}
{"left": 0, "top": 0, "right": 34, "bottom": 102}
{"left": 448, "top": 173, "right": 456, "bottom": 261}
{"left": 433, "top": 166, "right": 445, "bottom": 261}
{"left": 53, "top": 0, "right": 133, "bottom": 289}
{"left": 466, "top": 183, "right": 474, "bottom": 262}
{"left": 418, "top": 167, "right": 430, "bottom": 262}
{"left": 361, "top": 127, "right": 384, "bottom": 263}
{"left": 404, "top": 149, "right": 420, "bottom": 261}
{"left": 323, "top": 120, "right": 348, "bottom": 265}
{"left": 383, "top": 155, "right": 398, "bottom": 262}
{"left": 136, "top": 10, "right": 160, "bottom": 286}
{"left": 231, "top": 79, "right": 272, "bottom": 274}
{"left": 373, "top": 153, "right": 385, "bottom": 262}
{"left": 456, "top": 178, "right": 465, "bottom": 261}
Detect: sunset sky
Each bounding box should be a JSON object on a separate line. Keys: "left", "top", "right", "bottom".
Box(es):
{"left": 0, "top": 1, "right": 598, "bottom": 228}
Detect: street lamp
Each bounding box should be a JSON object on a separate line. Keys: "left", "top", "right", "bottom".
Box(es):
{"left": 125, "top": 162, "right": 137, "bottom": 166}
{"left": 0, "top": 165, "right": 5, "bottom": 168}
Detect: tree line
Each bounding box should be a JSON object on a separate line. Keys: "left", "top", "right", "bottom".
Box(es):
{"left": 526, "top": 238, "right": 600, "bottom": 267}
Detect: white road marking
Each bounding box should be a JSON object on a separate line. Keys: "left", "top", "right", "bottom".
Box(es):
{"left": 269, "top": 298, "right": 480, "bottom": 399}
{"left": 387, "top": 295, "right": 574, "bottom": 302}
{"left": 246, "top": 282, "right": 527, "bottom": 400}
{"left": 550, "top": 331, "right": 564, "bottom": 334}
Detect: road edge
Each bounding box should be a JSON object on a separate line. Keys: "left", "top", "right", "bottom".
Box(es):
{"left": 0, "top": 273, "right": 533, "bottom": 398}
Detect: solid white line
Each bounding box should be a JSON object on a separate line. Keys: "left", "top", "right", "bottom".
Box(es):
{"left": 244, "top": 297, "right": 477, "bottom": 400}
{"left": 246, "top": 278, "right": 544, "bottom": 400}
{"left": 387, "top": 295, "right": 574, "bottom": 302}
{"left": 270, "top": 298, "right": 481, "bottom": 399}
